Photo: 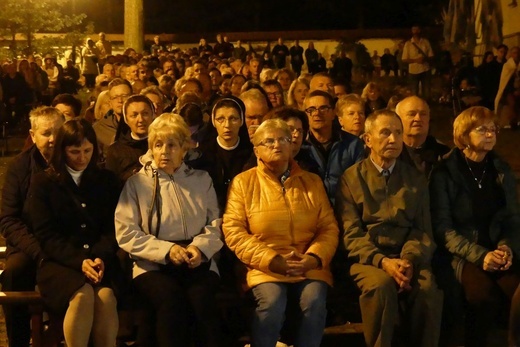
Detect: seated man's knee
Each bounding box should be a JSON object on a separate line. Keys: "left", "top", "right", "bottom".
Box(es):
{"left": 365, "top": 271, "right": 398, "bottom": 298}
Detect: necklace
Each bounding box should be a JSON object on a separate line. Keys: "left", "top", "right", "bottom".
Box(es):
{"left": 464, "top": 156, "right": 486, "bottom": 189}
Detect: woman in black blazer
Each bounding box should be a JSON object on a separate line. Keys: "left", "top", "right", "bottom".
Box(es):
{"left": 25, "top": 118, "right": 120, "bottom": 347}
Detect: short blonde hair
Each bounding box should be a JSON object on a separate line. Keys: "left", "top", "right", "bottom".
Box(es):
{"left": 453, "top": 106, "right": 497, "bottom": 149}
{"left": 336, "top": 93, "right": 365, "bottom": 118}
{"left": 287, "top": 78, "right": 309, "bottom": 107}
{"left": 94, "top": 90, "right": 111, "bottom": 121}
{"left": 259, "top": 69, "right": 275, "bottom": 83}
{"left": 252, "top": 119, "right": 291, "bottom": 147}
{"left": 148, "top": 113, "right": 192, "bottom": 152}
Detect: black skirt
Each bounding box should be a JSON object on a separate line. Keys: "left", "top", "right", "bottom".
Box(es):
{"left": 37, "top": 258, "right": 119, "bottom": 315}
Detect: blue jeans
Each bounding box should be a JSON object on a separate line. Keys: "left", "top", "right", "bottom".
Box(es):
{"left": 251, "top": 280, "right": 328, "bottom": 347}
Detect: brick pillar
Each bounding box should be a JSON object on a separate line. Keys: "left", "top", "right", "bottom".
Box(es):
{"left": 124, "top": 0, "right": 144, "bottom": 53}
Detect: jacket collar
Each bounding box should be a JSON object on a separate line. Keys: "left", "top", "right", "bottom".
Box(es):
{"left": 139, "top": 150, "right": 192, "bottom": 179}
{"left": 444, "top": 148, "right": 507, "bottom": 189}
{"left": 256, "top": 157, "right": 303, "bottom": 182}
{"left": 29, "top": 144, "right": 49, "bottom": 173}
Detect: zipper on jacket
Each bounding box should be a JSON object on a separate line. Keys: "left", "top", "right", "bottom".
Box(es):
{"left": 169, "top": 174, "right": 189, "bottom": 240}
{"left": 384, "top": 180, "right": 391, "bottom": 222}
{"left": 280, "top": 177, "right": 295, "bottom": 245}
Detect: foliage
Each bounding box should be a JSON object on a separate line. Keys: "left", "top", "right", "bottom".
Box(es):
{"left": 36, "top": 22, "right": 96, "bottom": 62}
{"left": 0, "top": 0, "right": 86, "bottom": 58}
{"left": 335, "top": 40, "right": 372, "bottom": 69}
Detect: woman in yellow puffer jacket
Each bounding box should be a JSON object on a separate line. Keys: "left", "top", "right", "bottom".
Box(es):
{"left": 223, "top": 119, "right": 339, "bottom": 347}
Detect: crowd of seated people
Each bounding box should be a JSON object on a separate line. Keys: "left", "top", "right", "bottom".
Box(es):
{"left": 0, "top": 33, "right": 520, "bottom": 347}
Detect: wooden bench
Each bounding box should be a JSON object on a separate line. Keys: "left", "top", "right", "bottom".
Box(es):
{"left": 0, "top": 291, "right": 44, "bottom": 347}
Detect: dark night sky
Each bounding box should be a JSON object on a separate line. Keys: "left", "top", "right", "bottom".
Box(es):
{"left": 78, "top": 0, "right": 448, "bottom": 34}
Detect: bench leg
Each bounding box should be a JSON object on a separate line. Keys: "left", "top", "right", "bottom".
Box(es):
{"left": 29, "top": 304, "right": 43, "bottom": 347}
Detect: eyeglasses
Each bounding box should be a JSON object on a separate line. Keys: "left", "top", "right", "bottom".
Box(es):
{"left": 110, "top": 94, "right": 130, "bottom": 101}
{"left": 289, "top": 127, "right": 304, "bottom": 135}
{"left": 258, "top": 136, "right": 291, "bottom": 149}
{"left": 215, "top": 116, "right": 241, "bottom": 125}
{"left": 305, "top": 105, "right": 332, "bottom": 115}
{"left": 266, "top": 92, "right": 282, "bottom": 98}
{"left": 473, "top": 125, "right": 499, "bottom": 135}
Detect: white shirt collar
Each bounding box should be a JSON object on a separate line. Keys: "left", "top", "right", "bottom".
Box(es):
{"left": 370, "top": 157, "right": 396, "bottom": 174}
{"left": 66, "top": 165, "right": 85, "bottom": 186}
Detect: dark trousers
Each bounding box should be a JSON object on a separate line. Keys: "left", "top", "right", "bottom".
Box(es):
{"left": 1, "top": 251, "right": 37, "bottom": 347}
{"left": 133, "top": 264, "right": 221, "bottom": 347}
{"left": 291, "top": 63, "right": 302, "bottom": 77}
{"left": 83, "top": 74, "right": 96, "bottom": 89}
{"left": 409, "top": 71, "right": 431, "bottom": 101}
{"left": 461, "top": 261, "right": 520, "bottom": 347}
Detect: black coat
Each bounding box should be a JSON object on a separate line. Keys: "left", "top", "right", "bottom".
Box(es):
{"left": 430, "top": 149, "right": 520, "bottom": 265}
{"left": 24, "top": 168, "right": 120, "bottom": 314}
{"left": 105, "top": 131, "right": 148, "bottom": 187}
{"left": 332, "top": 57, "right": 353, "bottom": 82}
{"left": 0, "top": 145, "right": 47, "bottom": 261}
{"left": 399, "top": 135, "right": 451, "bottom": 178}
{"left": 305, "top": 48, "right": 319, "bottom": 74}
{"left": 272, "top": 44, "right": 289, "bottom": 69}
{"left": 364, "top": 97, "right": 387, "bottom": 116}
{"left": 290, "top": 45, "right": 304, "bottom": 67}
{"left": 187, "top": 136, "right": 252, "bottom": 212}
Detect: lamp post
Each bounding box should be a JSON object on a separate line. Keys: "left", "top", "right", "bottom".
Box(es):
{"left": 124, "top": 0, "right": 144, "bottom": 53}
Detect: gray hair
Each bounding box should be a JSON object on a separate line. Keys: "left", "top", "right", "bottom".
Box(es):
{"left": 252, "top": 119, "right": 291, "bottom": 147}
{"left": 30, "top": 106, "right": 64, "bottom": 131}
{"left": 364, "top": 109, "right": 402, "bottom": 135}
{"left": 239, "top": 88, "right": 268, "bottom": 106}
